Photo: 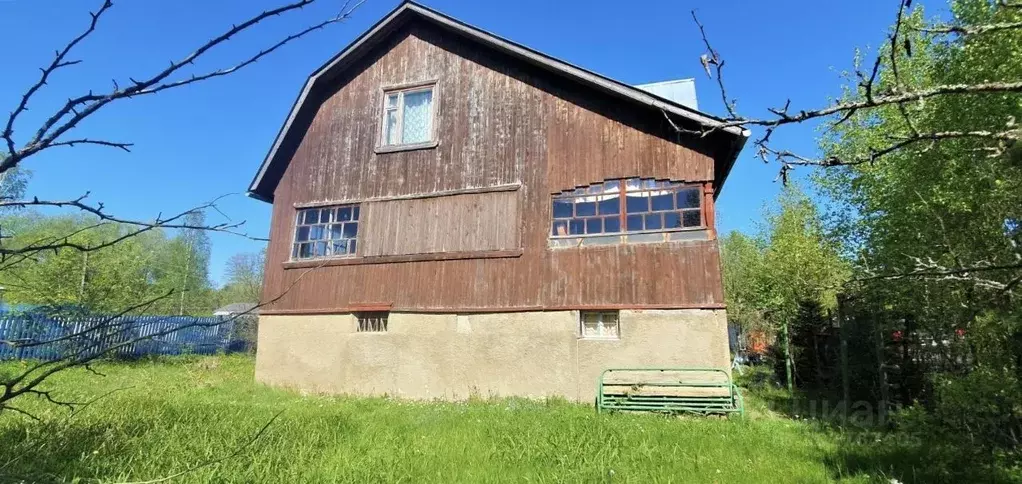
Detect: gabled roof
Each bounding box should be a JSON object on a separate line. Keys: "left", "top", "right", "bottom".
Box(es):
{"left": 247, "top": 1, "right": 749, "bottom": 202}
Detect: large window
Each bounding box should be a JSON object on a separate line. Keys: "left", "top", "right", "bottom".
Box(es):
{"left": 381, "top": 84, "right": 435, "bottom": 147}
{"left": 292, "top": 204, "right": 360, "bottom": 260}
{"left": 551, "top": 178, "right": 702, "bottom": 238}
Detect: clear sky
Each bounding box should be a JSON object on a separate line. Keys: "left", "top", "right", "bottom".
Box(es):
{"left": 0, "top": 0, "right": 940, "bottom": 285}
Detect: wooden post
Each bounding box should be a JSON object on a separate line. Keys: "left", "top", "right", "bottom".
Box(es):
{"left": 78, "top": 251, "right": 89, "bottom": 303}
{"left": 783, "top": 321, "right": 793, "bottom": 394}
{"left": 838, "top": 295, "right": 850, "bottom": 423}
{"left": 875, "top": 312, "right": 889, "bottom": 423}
{"left": 702, "top": 182, "right": 716, "bottom": 239}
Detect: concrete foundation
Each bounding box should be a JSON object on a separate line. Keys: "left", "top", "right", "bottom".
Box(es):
{"left": 255, "top": 309, "right": 730, "bottom": 401}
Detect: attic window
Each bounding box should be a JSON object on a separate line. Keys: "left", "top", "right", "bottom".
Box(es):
{"left": 380, "top": 83, "right": 435, "bottom": 148}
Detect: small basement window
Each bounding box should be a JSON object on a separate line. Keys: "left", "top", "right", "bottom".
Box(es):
{"left": 357, "top": 312, "right": 389, "bottom": 332}
{"left": 580, "top": 311, "right": 620, "bottom": 339}
{"left": 381, "top": 84, "right": 435, "bottom": 147}
{"left": 292, "top": 204, "right": 360, "bottom": 260}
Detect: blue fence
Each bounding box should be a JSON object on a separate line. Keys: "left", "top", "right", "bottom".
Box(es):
{"left": 0, "top": 313, "right": 249, "bottom": 361}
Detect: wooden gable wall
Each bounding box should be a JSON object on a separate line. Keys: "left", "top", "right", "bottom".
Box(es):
{"left": 261, "top": 20, "right": 725, "bottom": 313}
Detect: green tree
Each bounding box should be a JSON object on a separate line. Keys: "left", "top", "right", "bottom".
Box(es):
{"left": 219, "top": 249, "right": 266, "bottom": 305}
{"left": 152, "top": 211, "right": 215, "bottom": 315}
{"left": 760, "top": 186, "right": 848, "bottom": 391}
{"left": 811, "top": 0, "right": 1022, "bottom": 470}
{"left": 816, "top": 0, "right": 1022, "bottom": 354}
{"left": 720, "top": 186, "right": 848, "bottom": 391}
{"left": 0, "top": 213, "right": 170, "bottom": 313}
{"left": 0, "top": 166, "right": 29, "bottom": 205}
{"left": 720, "top": 230, "right": 766, "bottom": 331}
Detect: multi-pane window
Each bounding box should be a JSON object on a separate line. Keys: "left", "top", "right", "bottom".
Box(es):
{"left": 381, "top": 85, "right": 435, "bottom": 147}
{"left": 552, "top": 180, "right": 623, "bottom": 236}
{"left": 580, "top": 311, "right": 620, "bottom": 339}
{"left": 357, "top": 312, "right": 389, "bottom": 332}
{"left": 551, "top": 178, "right": 702, "bottom": 237}
{"left": 292, "top": 204, "right": 359, "bottom": 260}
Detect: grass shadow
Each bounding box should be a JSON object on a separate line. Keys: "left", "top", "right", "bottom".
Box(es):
{"left": 0, "top": 417, "right": 155, "bottom": 482}
{"left": 823, "top": 431, "right": 1020, "bottom": 483}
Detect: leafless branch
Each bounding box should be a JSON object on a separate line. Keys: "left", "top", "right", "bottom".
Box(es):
{"left": 673, "top": 1, "right": 1022, "bottom": 175}
{"left": 1, "top": 0, "right": 363, "bottom": 174}
{"left": 2, "top": 0, "right": 114, "bottom": 158}
{"left": 2, "top": 405, "right": 41, "bottom": 422}
{"left": 760, "top": 129, "right": 1020, "bottom": 167}
{"left": 0, "top": 193, "right": 267, "bottom": 268}
{"left": 915, "top": 20, "right": 1022, "bottom": 36}
{"left": 857, "top": 257, "right": 1022, "bottom": 292}
{"left": 682, "top": 80, "right": 1022, "bottom": 137}
{"left": 691, "top": 10, "right": 741, "bottom": 119}
{"left": 45, "top": 138, "right": 133, "bottom": 152}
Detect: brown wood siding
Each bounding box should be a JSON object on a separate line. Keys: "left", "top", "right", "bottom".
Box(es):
{"left": 361, "top": 190, "right": 520, "bottom": 256}
{"left": 260, "top": 20, "right": 725, "bottom": 313}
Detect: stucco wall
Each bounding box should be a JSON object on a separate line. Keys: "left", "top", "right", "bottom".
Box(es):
{"left": 255, "top": 309, "right": 730, "bottom": 401}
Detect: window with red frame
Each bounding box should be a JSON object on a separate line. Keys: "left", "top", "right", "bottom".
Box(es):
{"left": 551, "top": 178, "right": 702, "bottom": 237}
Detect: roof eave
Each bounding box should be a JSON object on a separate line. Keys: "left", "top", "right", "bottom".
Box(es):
{"left": 714, "top": 128, "right": 751, "bottom": 200}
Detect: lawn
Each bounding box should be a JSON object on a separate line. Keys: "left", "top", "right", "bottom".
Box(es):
{"left": 0, "top": 356, "right": 920, "bottom": 483}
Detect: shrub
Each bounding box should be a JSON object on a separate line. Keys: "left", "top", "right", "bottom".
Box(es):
{"left": 897, "top": 367, "right": 1022, "bottom": 469}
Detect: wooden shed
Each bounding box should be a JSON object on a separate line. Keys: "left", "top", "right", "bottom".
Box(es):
{"left": 248, "top": 1, "right": 748, "bottom": 400}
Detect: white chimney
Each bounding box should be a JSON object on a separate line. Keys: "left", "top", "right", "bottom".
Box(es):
{"left": 634, "top": 78, "right": 698, "bottom": 110}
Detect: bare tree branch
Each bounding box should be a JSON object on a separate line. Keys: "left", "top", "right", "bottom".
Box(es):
{"left": 1, "top": 0, "right": 114, "bottom": 157}
{"left": 675, "top": 2, "right": 1022, "bottom": 175}
{"left": 856, "top": 258, "right": 1022, "bottom": 292}
{"left": 761, "top": 129, "right": 1020, "bottom": 167}
{"left": 915, "top": 20, "right": 1022, "bottom": 36}
{"left": 0, "top": 0, "right": 363, "bottom": 175}
{"left": 684, "top": 80, "right": 1022, "bottom": 136}
{"left": 0, "top": 193, "right": 268, "bottom": 277}
{"left": 691, "top": 10, "right": 741, "bottom": 119}
{"left": 45, "top": 138, "right": 133, "bottom": 152}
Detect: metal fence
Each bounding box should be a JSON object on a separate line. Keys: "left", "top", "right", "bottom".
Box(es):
{"left": 0, "top": 313, "right": 249, "bottom": 361}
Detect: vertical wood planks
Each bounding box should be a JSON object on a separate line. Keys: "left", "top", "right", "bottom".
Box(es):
{"left": 261, "top": 19, "right": 727, "bottom": 313}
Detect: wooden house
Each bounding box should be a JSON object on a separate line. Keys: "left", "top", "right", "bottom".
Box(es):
{"left": 247, "top": 1, "right": 749, "bottom": 400}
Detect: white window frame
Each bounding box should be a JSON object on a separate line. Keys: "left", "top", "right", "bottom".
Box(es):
{"left": 579, "top": 310, "right": 620, "bottom": 340}
{"left": 379, "top": 81, "right": 437, "bottom": 150}
{"left": 290, "top": 204, "right": 360, "bottom": 261}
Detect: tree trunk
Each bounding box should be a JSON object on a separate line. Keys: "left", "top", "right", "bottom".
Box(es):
{"left": 179, "top": 246, "right": 192, "bottom": 316}
{"left": 78, "top": 251, "right": 89, "bottom": 304}
{"left": 783, "top": 321, "right": 794, "bottom": 394}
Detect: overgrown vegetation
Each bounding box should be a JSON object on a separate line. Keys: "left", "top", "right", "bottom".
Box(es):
{"left": 6, "top": 355, "right": 1008, "bottom": 484}
{"left": 722, "top": 0, "right": 1022, "bottom": 478}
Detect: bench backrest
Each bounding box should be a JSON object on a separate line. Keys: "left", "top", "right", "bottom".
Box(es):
{"left": 597, "top": 367, "right": 743, "bottom": 414}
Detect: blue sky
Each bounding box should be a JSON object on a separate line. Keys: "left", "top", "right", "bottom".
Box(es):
{"left": 0, "top": 0, "right": 939, "bottom": 285}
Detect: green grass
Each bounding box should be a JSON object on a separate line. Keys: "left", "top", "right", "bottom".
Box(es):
{"left": 0, "top": 356, "right": 943, "bottom": 483}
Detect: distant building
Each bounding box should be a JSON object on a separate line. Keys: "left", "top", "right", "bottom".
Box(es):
{"left": 213, "top": 303, "right": 258, "bottom": 317}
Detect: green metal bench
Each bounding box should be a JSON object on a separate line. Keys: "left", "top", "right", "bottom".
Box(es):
{"left": 597, "top": 368, "right": 744, "bottom": 416}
